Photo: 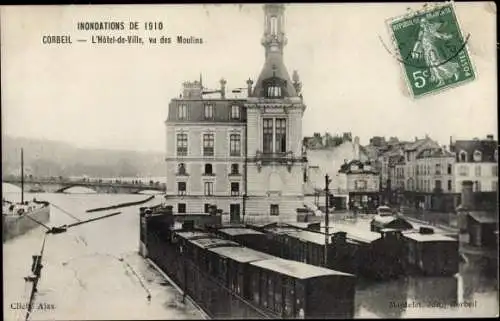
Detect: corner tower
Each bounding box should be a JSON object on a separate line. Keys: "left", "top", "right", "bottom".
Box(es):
{"left": 244, "top": 4, "right": 306, "bottom": 223}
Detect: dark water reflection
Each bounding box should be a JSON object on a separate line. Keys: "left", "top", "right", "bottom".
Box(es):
{"left": 355, "top": 258, "right": 498, "bottom": 318}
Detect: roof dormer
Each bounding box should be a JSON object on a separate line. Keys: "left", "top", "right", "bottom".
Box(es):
{"left": 473, "top": 150, "right": 482, "bottom": 162}
{"left": 459, "top": 150, "right": 467, "bottom": 162}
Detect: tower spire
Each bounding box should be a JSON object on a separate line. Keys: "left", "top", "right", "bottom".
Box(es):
{"left": 261, "top": 4, "right": 288, "bottom": 58}
{"left": 253, "top": 4, "right": 297, "bottom": 98}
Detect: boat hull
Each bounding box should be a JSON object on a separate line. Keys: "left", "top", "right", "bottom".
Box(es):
{"left": 3, "top": 205, "right": 50, "bottom": 242}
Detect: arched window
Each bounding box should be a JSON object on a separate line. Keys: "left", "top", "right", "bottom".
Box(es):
{"left": 270, "top": 16, "right": 278, "bottom": 35}
{"left": 459, "top": 150, "right": 467, "bottom": 162}
{"left": 204, "top": 163, "right": 213, "bottom": 175}
{"left": 473, "top": 150, "right": 482, "bottom": 162}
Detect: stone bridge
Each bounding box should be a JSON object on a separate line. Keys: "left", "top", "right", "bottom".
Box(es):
{"left": 2, "top": 177, "right": 166, "bottom": 194}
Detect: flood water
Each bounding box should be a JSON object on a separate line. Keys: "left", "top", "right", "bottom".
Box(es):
{"left": 3, "top": 185, "right": 499, "bottom": 319}
{"left": 3, "top": 186, "right": 203, "bottom": 321}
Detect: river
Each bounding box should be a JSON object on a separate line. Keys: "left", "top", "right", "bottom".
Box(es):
{"left": 3, "top": 185, "right": 498, "bottom": 319}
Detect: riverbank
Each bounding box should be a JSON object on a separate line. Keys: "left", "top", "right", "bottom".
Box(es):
{"left": 86, "top": 195, "right": 156, "bottom": 213}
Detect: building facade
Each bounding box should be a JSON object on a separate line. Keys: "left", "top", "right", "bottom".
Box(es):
{"left": 450, "top": 135, "right": 498, "bottom": 210}
{"left": 339, "top": 160, "right": 380, "bottom": 211}
{"left": 244, "top": 4, "right": 306, "bottom": 223}
{"left": 164, "top": 4, "right": 305, "bottom": 223}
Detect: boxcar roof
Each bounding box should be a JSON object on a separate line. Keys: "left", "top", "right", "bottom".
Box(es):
{"left": 175, "top": 231, "right": 213, "bottom": 240}
{"left": 322, "top": 226, "right": 382, "bottom": 243}
{"left": 189, "top": 237, "right": 241, "bottom": 249}
{"left": 403, "top": 232, "right": 457, "bottom": 242}
{"left": 250, "top": 258, "right": 353, "bottom": 279}
{"left": 208, "top": 246, "right": 274, "bottom": 263}
{"left": 286, "top": 229, "right": 326, "bottom": 245}
{"left": 218, "top": 228, "right": 265, "bottom": 236}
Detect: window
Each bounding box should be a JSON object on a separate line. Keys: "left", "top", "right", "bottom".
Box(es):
{"left": 475, "top": 165, "right": 481, "bottom": 177}
{"left": 230, "top": 134, "right": 241, "bottom": 156}
{"left": 203, "top": 133, "right": 214, "bottom": 156}
{"left": 204, "top": 104, "right": 214, "bottom": 119}
{"left": 177, "top": 182, "right": 186, "bottom": 195}
{"left": 495, "top": 150, "right": 498, "bottom": 162}
{"left": 267, "top": 86, "right": 282, "bottom": 98}
{"left": 435, "top": 163, "right": 441, "bottom": 175}
{"left": 473, "top": 150, "right": 482, "bottom": 162}
{"left": 231, "top": 164, "right": 239, "bottom": 175}
{"left": 204, "top": 204, "right": 210, "bottom": 213}
{"left": 492, "top": 165, "right": 498, "bottom": 176}
{"left": 204, "top": 182, "right": 214, "bottom": 196}
{"left": 178, "top": 104, "right": 188, "bottom": 120}
{"left": 178, "top": 163, "right": 187, "bottom": 175}
{"left": 447, "top": 180, "right": 452, "bottom": 191}
{"left": 459, "top": 151, "right": 467, "bottom": 162}
{"left": 204, "top": 164, "right": 213, "bottom": 175}
{"left": 474, "top": 181, "right": 481, "bottom": 192}
{"left": 447, "top": 164, "right": 452, "bottom": 175}
{"left": 459, "top": 165, "right": 469, "bottom": 176}
{"left": 263, "top": 118, "right": 273, "bottom": 153}
{"left": 176, "top": 133, "right": 188, "bottom": 156}
{"left": 231, "top": 105, "right": 240, "bottom": 119}
{"left": 177, "top": 203, "right": 186, "bottom": 214}
{"left": 270, "top": 16, "right": 278, "bottom": 35}
{"left": 275, "top": 118, "right": 286, "bottom": 153}
{"left": 355, "top": 180, "right": 367, "bottom": 190}
{"left": 270, "top": 204, "right": 279, "bottom": 216}
{"left": 231, "top": 182, "right": 240, "bottom": 196}
{"left": 434, "top": 180, "right": 442, "bottom": 190}
{"left": 493, "top": 181, "right": 498, "bottom": 191}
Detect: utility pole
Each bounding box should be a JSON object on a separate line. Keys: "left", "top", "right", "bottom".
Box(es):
{"left": 324, "top": 174, "right": 330, "bottom": 267}
{"left": 21, "top": 148, "right": 24, "bottom": 204}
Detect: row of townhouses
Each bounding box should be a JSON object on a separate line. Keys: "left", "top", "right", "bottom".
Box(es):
{"left": 303, "top": 133, "right": 498, "bottom": 213}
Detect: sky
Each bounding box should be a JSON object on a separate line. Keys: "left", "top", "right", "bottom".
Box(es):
{"left": 1, "top": 3, "right": 497, "bottom": 152}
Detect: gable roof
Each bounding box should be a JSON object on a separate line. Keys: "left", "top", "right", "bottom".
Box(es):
{"left": 417, "top": 148, "right": 455, "bottom": 159}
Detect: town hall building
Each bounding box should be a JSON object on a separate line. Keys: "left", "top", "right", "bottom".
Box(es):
{"left": 164, "top": 4, "right": 306, "bottom": 223}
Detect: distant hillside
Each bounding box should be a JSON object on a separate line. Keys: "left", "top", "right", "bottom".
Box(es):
{"left": 1, "top": 136, "right": 165, "bottom": 178}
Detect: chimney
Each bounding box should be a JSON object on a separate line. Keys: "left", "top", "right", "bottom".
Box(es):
{"left": 460, "top": 181, "right": 474, "bottom": 210}
{"left": 220, "top": 78, "right": 227, "bottom": 99}
{"left": 246, "top": 78, "right": 253, "bottom": 97}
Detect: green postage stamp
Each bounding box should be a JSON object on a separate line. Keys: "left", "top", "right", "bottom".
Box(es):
{"left": 388, "top": 3, "right": 475, "bottom": 98}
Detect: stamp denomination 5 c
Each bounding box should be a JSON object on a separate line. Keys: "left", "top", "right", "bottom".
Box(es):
{"left": 388, "top": 4, "right": 475, "bottom": 98}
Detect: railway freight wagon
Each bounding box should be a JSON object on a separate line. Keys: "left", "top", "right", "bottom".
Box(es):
{"left": 212, "top": 227, "right": 275, "bottom": 255}
{"left": 402, "top": 229, "right": 459, "bottom": 276}
{"left": 141, "top": 210, "right": 356, "bottom": 319}
{"left": 337, "top": 227, "right": 407, "bottom": 280}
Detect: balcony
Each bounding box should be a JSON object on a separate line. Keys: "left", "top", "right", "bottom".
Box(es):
{"left": 252, "top": 150, "right": 307, "bottom": 172}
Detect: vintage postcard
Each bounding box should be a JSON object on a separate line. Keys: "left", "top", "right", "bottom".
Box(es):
{"left": 1, "top": 3, "right": 498, "bottom": 320}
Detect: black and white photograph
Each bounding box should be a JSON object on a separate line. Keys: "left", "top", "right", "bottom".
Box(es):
{"left": 1, "top": 3, "right": 498, "bottom": 319}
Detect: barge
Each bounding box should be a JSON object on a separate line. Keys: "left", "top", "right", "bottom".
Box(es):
{"left": 139, "top": 205, "right": 356, "bottom": 319}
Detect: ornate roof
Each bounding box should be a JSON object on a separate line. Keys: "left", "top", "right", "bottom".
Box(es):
{"left": 252, "top": 53, "right": 298, "bottom": 98}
